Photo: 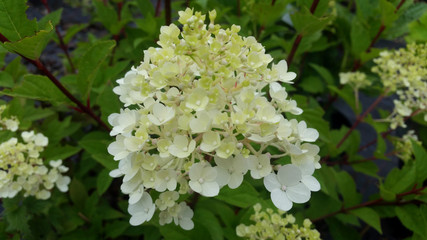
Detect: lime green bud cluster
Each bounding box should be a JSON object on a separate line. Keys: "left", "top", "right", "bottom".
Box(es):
{"left": 372, "top": 43, "right": 427, "bottom": 129}
{"left": 0, "top": 105, "right": 19, "bottom": 132}
{"left": 339, "top": 72, "right": 371, "bottom": 90}
{"left": 393, "top": 130, "right": 420, "bottom": 162}
{"left": 236, "top": 203, "right": 321, "bottom": 240}
{"left": 0, "top": 111, "right": 70, "bottom": 200}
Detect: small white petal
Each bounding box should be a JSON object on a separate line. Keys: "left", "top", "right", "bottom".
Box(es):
{"left": 263, "top": 173, "right": 281, "bottom": 192}
{"left": 277, "top": 164, "right": 301, "bottom": 186}
{"left": 302, "top": 175, "right": 320, "bottom": 192}
{"left": 271, "top": 189, "right": 292, "bottom": 211}
{"left": 286, "top": 183, "right": 311, "bottom": 203}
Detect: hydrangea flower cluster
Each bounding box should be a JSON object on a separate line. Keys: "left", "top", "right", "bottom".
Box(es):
{"left": 372, "top": 43, "right": 427, "bottom": 129}
{"left": 0, "top": 115, "right": 70, "bottom": 200}
{"left": 0, "top": 105, "right": 19, "bottom": 132}
{"left": 339, "top": 71, "right": 371, "bottom": 90}
{"left": 236, "top": 203, "right": 321, "bottom": 240}
{"left": 108, "top": 8, "right": 321, "bottom": 229}
{"left": 392, "top": 130, "right": 420, "bottom": 162}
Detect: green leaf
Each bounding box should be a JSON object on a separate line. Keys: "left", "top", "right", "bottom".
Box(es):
{"left": 412, "top": 140, "right": 427, "bottom": 183}
{"left": 352, "top": 161, "right": 379, "bottom": 177}
{"left": 334, "top": 170, "right": 362, "bottom": 207}
{"left": 395, "top": 205, "right": 427, "bottom": 238}
{"left": 1, "top": 74, "right": 69, "bottom": 102}
{"left": 69, "top": 178, "right": 89, "bottom": 211}
{"left": 0, "top": 71, "right": 13, "bottom": 87}
{"left": 63, "top": 24, "right": 88, "bottom": 44}
{"left": 38, "top": 8, "right": 62, "bottom": 29}
{"left": 350, "top": 207, "right": 382, "bottom": 234}
{"left": 135, "top": 0, "right": 155, "bottom": 17}
{"left": 43, "top": 145, "right": 81, "bottom": 161}
{"left": 197, "top": 199, "right": 236, "bottom": 227}
{"left": 2, "top": 22, "right": 54, "bottom": 60}
{"left": 405, "top": 9, "right": 427, "bottom": 42}
{"left": 326, "top": 218, "right": 360, "bottom": 240}
{"left": 105, "top": 221, "right": 129, "bottom": 238}
{"left": 77, "top": 40, "right": 115, "bottom": 98}
{"left": 291, "top": 8, "right": 331, "bottom": 36}
{"left": 194, "top": 208, "right": 223, "bottom": 240}
{"left": 350, "top": 18, "right": 371, "bottom": 56}
{"left": 384, "top": 164, "right": 416, "bottom": 194}
{"left": 78, "top": 131, "right": 117, "bottom": 170}
{"left": 3, "top": 199, "right": 31, "bottom": 236}
{"left": 41, "top": 116, "right": 81, "bottom": 145}
{"left": 379, "top": 0, "right": 398, "bottom": 27}
{"left": 97, "top": 169, "right": 113, "bottom": 196}
{"left": 379, "top": 184, "right": 396, "bottom": 201}
{"left": 0, "top": 0, "right": 37, "bottom": 41}
{"left": 299, "top": 76, "right": 325, "bottom": 94}
{"left": 310, "top": 63, "right": 335, "bottom": 85}
{"left": 215, "top": 180, "right": 259, "bottom": 208}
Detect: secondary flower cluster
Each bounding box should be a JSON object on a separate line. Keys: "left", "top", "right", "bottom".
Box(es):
{"left": 108, "top": 8, "right": 321, "bottom": 229}
{"left": 0, "top": 109, "right": 70, "bottom": 200}
{"left": 372, "top": 43, "right": 427, "bottom": 129}
{"left": 339, "top": 71, "right": 371, "bottom": 90}
{"left": 392, "top": 130, "right": 420, "bottom": 163}
{"left": 0, "top": 105, "right": 19, "bottom": 132}
{"left": 236, "top": 203, "right": 321, "bottom": 240}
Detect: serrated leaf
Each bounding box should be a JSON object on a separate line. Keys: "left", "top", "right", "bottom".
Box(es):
{"left": 77, "top": 40, "right": 115, "bottom": 98}
{"left": 38, "top": 8, "right": 62, "bottom": 30}
{"left": 0, "top": 74, "right": 69, "bottom": 102}
{"left": 395, "top": 205, "right": 427, "bottom": 238}
{"left": 0, "top": 0, "right": 37, "bottom": 41}
{"left": 97, "top": 169, "right": 113, "bottom": 196}
{"left": 291, "top": 8, "right": 331, "bottom": 35}
{"left": 412, "top": 140, "right": 427, "bottom": 183}
{"left": 350, "top": 207, "right": 382, "bottom": 234}
{"left": 2, "top": 23, "right": 54, "bottom": 60}
{"left": 384, "top": 164, "right": 416, "bottom": 194}
{"left": 334, "top": 170, "right": 362, "bottom": 207}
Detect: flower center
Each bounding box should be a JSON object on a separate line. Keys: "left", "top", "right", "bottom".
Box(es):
{"left": 198, "top": 178, "right": 204, "bottom": 183}
{"left": 281, "top": 185, "right": 287, "bottom": 191}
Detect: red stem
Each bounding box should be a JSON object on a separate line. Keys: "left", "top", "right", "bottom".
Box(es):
{"left": 165, "top": 0, "right": 171, "bottom": 25}
{"left": 336, "top": 90, "right": 389, "bottom": 149}
{"left": 155, "top": 0, "right": 161, "bottom": 17}
{"left": 41, "top": 0, "right": 76, "bottom": 73}
{"left": 0, "top": 33, "right": 111, "bottom": 131}
{"left": 271, "top": 0, "right": 276, "bottom": 6}
{"left": 310, "top": 0, "right": 320, "bottom": 14}
{"left": 312, "top": 185, "right": 426, "bottom": 223}
{"left": 286, "top": 0, "right": 319, "bottom": 66}
{"left": 237, "top": 0, "right": 241, "bottom": 17}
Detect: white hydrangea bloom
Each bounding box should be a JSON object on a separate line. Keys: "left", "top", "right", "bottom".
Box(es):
{"left": 0, "top": 113, "right": 70, "bottom": 200}
{"left": 189, "top": 162, "right": 219, "bottom": 197}
{"left": 215, "top": 154, "right": 248, "bottom": 189}
{"left": 264, "top": 164, "right": 318, "bottom": 211}
{"left": 107, "top": 8, "right": 321, "bottom": 230}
